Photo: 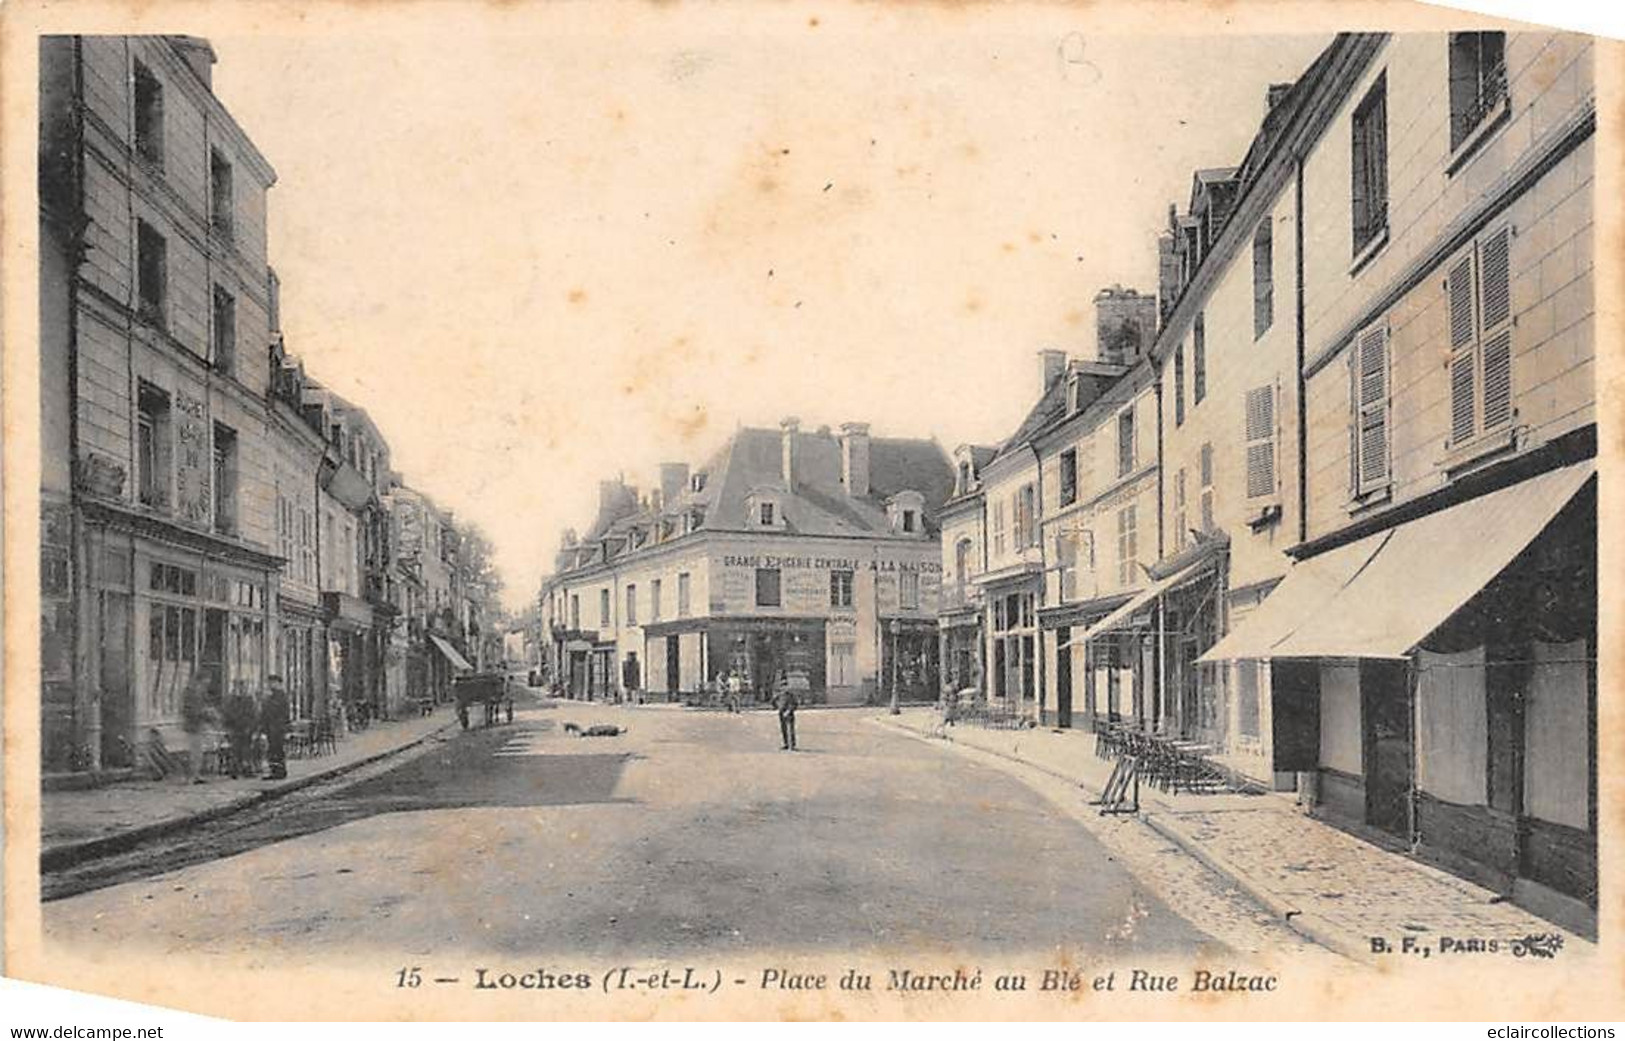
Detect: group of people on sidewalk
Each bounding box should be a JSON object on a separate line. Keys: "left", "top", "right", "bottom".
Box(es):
{"left": 179, "top": 672, "right": 292, "bottom": 785}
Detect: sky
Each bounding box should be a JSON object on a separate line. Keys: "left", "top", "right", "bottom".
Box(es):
{"left": 207, "top": 7, "right": 1333, "bottom": 612}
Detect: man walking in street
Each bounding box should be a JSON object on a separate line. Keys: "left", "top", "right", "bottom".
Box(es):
{"left": 181, "top": 670, "right": 215, "bottom": 784}
{"left": 774, "top": 671, "right": 798, "bottom": 751}
{"left": 260, "top": 675, "right": 291, "bottom": 781}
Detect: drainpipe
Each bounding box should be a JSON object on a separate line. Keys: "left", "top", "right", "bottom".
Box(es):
{"left": 1028, "top": 442, "right": 1046, "bottom": 725}
{"left": 1153, "top": 371, "right": 1166, "bottom": 727}
{"left": 1295, "top": 155, "right": 1309, "bottom": 545}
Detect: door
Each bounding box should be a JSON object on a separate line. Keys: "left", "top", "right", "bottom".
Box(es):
{"left": 1362, "top": 660, "right": 1413, "bottom": 840}
{"left": 666, "top": 636, "right": 681, "bottom": 692}
{"left": 1056, "top": 627, "right": 1073, "bottom": 728}
{"left": 99, "top": 592, "right": 133, "bottom": 767}
{"left": 993, "top": 639, "right": 1007, "bottom": 699}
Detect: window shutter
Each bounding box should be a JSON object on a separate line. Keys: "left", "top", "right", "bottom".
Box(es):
{"left": 1449, "top": 352, "right": 1476, "bottom": 444}
{"left": 1446, "top": 251, "right": 1477, "bottom": 444}
{"left": 1244, "top": 386, "right": 1275, "bottom": 499}
{"left": 1447, "top": 253, "right": 1475, "bottom": 350}
{"left": 1356, "top": 324, "right": 1389, "bottom": 490}
{"left": 1479, "top": 225, "right": 1514, "bottom": 429}
{"left": 1347, "top": 349, "right": 1360, "bottom": 494}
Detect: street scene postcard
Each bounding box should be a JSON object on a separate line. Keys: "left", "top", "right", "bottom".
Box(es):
{"left": 2, "top": 0, "right": 1622, "bottom": 1025}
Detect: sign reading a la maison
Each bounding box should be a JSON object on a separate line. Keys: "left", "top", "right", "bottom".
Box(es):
{"left": 721, "top": 554, "right": 943, "bottom": 573}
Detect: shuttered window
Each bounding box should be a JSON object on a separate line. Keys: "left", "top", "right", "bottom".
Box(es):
{"left": 1253, "top": 220, "right": 1274, "bottom": 339}
{"left": 1199, "top": 443, "right": 1214, "bottom": 531}
{"left": 1348, "top": 321, "right": 1390, "bottom": 494}
{"left": 1193, "top": 312, "right": 1207, "bottom": 404}
{"left": 1174, "top": 344, "right": 1186, "bottom": 426}
{"left": 1244, "top": 386, "right": 1276, "bottom": 499}
{"left": 1172, "top": 469, "right": 1188, "bottom": 551}
{"left": 1445, "top": 224, "right": 1514, "bottom": 447}
{"left": 1116, "top": 506, "right": 1138, "bottom": 588}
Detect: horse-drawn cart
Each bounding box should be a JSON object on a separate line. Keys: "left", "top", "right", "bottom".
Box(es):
{"left": 452, "top": 672, "right": 512, "bottom": 729}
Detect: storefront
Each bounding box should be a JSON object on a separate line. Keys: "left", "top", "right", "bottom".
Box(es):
{"left": 277, "top": 595, "right": 326, "bottom": 722}
{"left": 1203, "top": 459, "right": 1597, "bottom": 933}
{"left": 1038, "top": 589, "right": 1130, "bottom": 729}
{"left": 705, "top": 618, "right": 827, "bottom": 703}
{"left": 880, "top": 618, "right": 938, "bottom": 703}
{"left": 938, "top": 609, "right": 983, "bottom": 699}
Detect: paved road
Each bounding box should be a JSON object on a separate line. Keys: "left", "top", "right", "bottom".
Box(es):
{"left": 44, "top": 700, "right": 1226, "bottom": 962}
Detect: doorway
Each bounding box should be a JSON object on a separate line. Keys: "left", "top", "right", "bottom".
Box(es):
{"left": 1362, "top": 660, "right": 1413, "bottom": 840}
{"left": 666, "top": 635, "right": 681, "bottom": 693}
{"left": 99, "top": 592, "right": 133, "bottom": 767}
{"left": 1056, "top": 627, "right": 1073, "bottom": 728}
{"left": 202, "top": 608, "right": 227, "bottom": 702}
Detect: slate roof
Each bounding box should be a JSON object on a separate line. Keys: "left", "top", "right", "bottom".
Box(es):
{"left": 988, "top": 373, "right": 1070, "bottom": 466}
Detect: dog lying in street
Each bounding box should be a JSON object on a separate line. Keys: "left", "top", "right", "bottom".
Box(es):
{"left": 562, "top": 722, "right": 627, "bottom": 738}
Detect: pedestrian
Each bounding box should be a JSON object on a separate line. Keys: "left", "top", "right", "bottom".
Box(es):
{"left": 221, "top": 686, "right": 260, "bottom": 778}
{"left": 260, "top": 675, "right": 291, "bottom": 780}
{"left": 726, "top": 669, "right": 743, "bottom": 714}
{"left": 180, "top": 670, "right": 215, "bottom": 784}
{"left": 774, "top": 671, "right": 798, "bottom": 751}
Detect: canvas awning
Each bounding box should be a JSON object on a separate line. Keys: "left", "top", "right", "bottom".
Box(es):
{"left": 1071, "top": 557, "right": 1215, "bottom": 647}
{"left": 428, "top": 633, "right": 473, "bottom": 672}
{"left": 1199, "top": 459, "right": 1595, "bottom": 663}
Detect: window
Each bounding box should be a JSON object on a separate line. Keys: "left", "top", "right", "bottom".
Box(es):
{"left": 1059, "top": 448, "right": 1078, "bottom": 506}
{"left": 625, "top": 584, "right": 638, "bottom": 625}
{"left": 755, "top": 568, "right": 781, "bottom": 607}
{"left": 900, "top": 570, "right": 920, "bottom": 610}
{"left": 137, "top": 220, "right": 167, "bottom": 327}
{"left": 599, "top": 589, "right": 610, "bottom": 625}
{"left": 651, "top": 579, "right": 662, "bottom": 621}
{"left": 212, "top": 285, "right": 236, "bottom": 375}
{"left": 212, "top": 425, "right": 238, "bottom": 534}
{"left": 1116, "top": 506, "right": 1138, "bottom": 588}
{"left": 902, "top": 509, "right": 917, "bottom": 534}
{"left": 210, "top": 148, "right": 234, "bottom": 239}
{"left": 137, "top": 382, "right": 171, "bottom": 508}
{"left": 1253, "top": 220, "right": 1274, "bottom": 338}
{"left": 571, "top": 594, "right": 581, "bottom": 629}
{"left": 1016, "top": 484, "right": 1036, "bottom": 548}
{"left": 1193, "top": 312, "right": 1207, "bottom": 404}
{"left": 830, "top": 569, "right": 854, "bottom": 608}
{"left": 1351, "top": 74, "right": 1389, "bottom": 257}
{"left": 992, "top": 500, "right": 1007, "bottom": 557}
{"left": 133, "top": 60, "right": 164, "bottom": 167}
{"left": 1174, "top": 344, "right": 1186, "bottom": 427}
{"left": 958, "top": 461, "right": 972, "bottom": 493}
{"left": 1200, "top": 443, "right": 1214, "bottom": 532}
{"left": 1349, "top": 320, "right": 1391, "bottom": 494}
{"left": 1117, "top": 408, "right": 1136, "bottom": 477}
{"left": 1244, "top": 386, "right": 1276, "bottom": 499}
{"left": 1449, "top": 33, "right": 1507, "bottom": 152}
{"left": 1173, "top": 469, "right": 1188, "bottom": 551}
{"left": 954, "top": 539, "right": 972, "bottom": 591}
{"left": 759, "top": 501, "right": 776, "bottom": 526}
{"left": 1446, "top": 224, "right": 1515, "bottom": 448}
{"left": 677, "top": 573, "right": 691, "bottom": 617}
{"left": 299, "top": 509, "right": 314, "bottom": 583}
{"left": 1057, "top": 532, "right": 1078, "bottom": 601}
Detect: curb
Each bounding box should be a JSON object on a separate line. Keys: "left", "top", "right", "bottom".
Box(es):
{"left": 41, "top": 717, "right": 459, "bottom": 873}
{"left": 875, "top": 715, "right": 1374, "bottom": 964}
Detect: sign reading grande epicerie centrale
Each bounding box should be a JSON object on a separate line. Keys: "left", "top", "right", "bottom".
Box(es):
{"left": 721, "top": 554, "right": 942, "bottom": 573}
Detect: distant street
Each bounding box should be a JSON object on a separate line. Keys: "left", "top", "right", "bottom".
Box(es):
{"left": 43, "top": 697, "right": 1254, "bottom": 962}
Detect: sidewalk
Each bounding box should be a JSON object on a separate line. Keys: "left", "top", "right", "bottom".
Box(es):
{"left": 881, "top": 709, "right": 1589, "bottom": 963}
{"left": 41, "top": 707, "right": 458, "bottom": 870}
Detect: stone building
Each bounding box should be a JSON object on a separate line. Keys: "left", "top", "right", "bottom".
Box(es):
{"left": 540, "top": 422, "right": 954, "bottom": 705}
{"left": 39, "top": 35, "right": 281, "bottom": 769}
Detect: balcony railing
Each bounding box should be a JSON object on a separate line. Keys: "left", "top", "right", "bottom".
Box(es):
{"left": 1451, "top": 61, "right": 1508, "bottom": 152}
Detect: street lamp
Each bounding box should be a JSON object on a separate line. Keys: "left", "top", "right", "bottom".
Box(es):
{"left": 888, "top": 618, "right": 902, "bottom": 716}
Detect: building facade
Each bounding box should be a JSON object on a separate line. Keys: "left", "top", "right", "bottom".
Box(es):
{"left": 541, "top": 421, "right": 954, "bottom": 705}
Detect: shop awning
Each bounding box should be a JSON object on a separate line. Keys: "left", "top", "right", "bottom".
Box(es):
{"left": 428, "top": 633, "right": 473, "bottom": 672}
{"left": 1200, "top": 458, "right": 1595, "bottom": 662}
{"left": 1072, "top": 557, "right": 1214, "bottom": 647}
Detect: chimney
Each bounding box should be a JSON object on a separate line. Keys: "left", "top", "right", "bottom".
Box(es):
{"left": 598, "top": 479, "right": 623, "bottom": 516}
{"left": 1095, "top": 285, "right": 1156, "bottom": 365}
{"left": 167, "top": 36, "right": 217, "bottom": 91}
{"left": 659, "top": 462, "right": 689, "bottom": 505}
{"left": 839, "top": 422, "right": 871, "bottom": 498}
{"left": 1266, "top": 82, "right": 1294, "bottom": 112}
{"left": 780, "top": 416, "right": 800, "bottom": 488}
{"left": 1038, "top": 349, "right": 1067, "bottom": 393}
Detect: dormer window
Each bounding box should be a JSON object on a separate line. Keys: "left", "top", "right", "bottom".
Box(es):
{"left": 747, "top": 486, "right": 785, "bottom": 529}
{"left": 886, "top": 490, "right": 927, "bottom": 537}
{"left": 760, "top": 502, "right": 776, "bottom": 526}
{"left": 902, "top": 510, "right": 917, "bottom": 534}
{"left": 957, "top": 461, "right": 972, "bottom": 494}
{"left": 691, "top": 471, "right": 708, "bottom": 493}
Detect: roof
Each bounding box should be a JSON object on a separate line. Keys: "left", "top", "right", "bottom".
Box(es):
{"left": 988, "top": 373, "right": 1070, "bottom": 467}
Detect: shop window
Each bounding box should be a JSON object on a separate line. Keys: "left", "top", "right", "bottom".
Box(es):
{"left": 1351, "top": 74, "right": 1389, "bottom": 258}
